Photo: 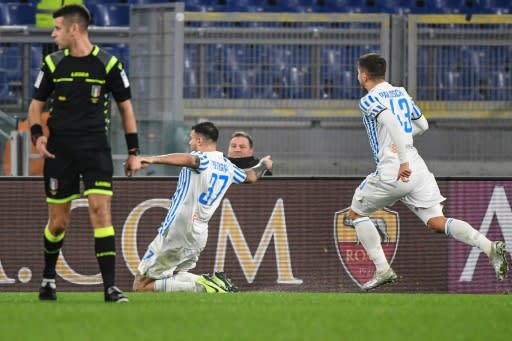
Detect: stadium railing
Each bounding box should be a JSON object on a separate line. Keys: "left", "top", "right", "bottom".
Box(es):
{"left": 1, "top": 8, "right": 511, "bottom": 177}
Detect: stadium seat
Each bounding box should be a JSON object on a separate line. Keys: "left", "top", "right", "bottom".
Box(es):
{"left": 310, "top": 0, "right": 370, "bottom": 13}
{"left": 218, "top": 0, "right": 265, "bottom": 12}
{"left": 356, "top": 0, "right": 392, "bottom": 13}
{"left": 416, "top": 47, "right": 435, "bottom": 100}
{"left": 31, "top": 44, "right": 43, "bottom": 83}
{"left": 476, "top": 0, "right": 511, "bottom": 13}
{"left": 127, "top": 0, "right": 176, "bottom": 4}
{"left": 258, "top": 0, "right": 315, "bottom": 12}
{"left": 222, "top": 45, "right": 242, "bottom": 98}
{"left": 204, "top": 44, "right": 226, "bottom": 98}
{"left": 0, "top": 3, "right": 36, "bottom": 25}
{"left": 0, "top": 69, "right": 14, "bottom": 101}
{"left": 0, "top": 45, "right": 21, "bottom": 82}
{"left": 486, "top": 71, "right": 511, "bottom": 100}
{"left": 409, "top": 0, "right": 454, "bottom": 13}
{"left": 101, "top": 43, "right": 130, "bottom": 70}
{"left": 284, "top": 46, "right": 312, "bottom": 98}
{"left": 84, "top": 0, "right": 126, "bottom": 6}
{"left": 474, "top": 46, "right": 511, "bottom": 100}
{"left": 320, "top": 45, "right": 371, "bottom": 99}
{"left": 90, "top": 3, "right": 130, "bottom": 26}
{"left": 436, "top": 46, "right": 483, "bottom": 100}
{"left": 0, "top": 44, "right": 22, "bottom": 102}
{"left": 183, "top": 45, "right": 199, "bottom": 98}
{"left": 0, "top": 43, "right": 43, "bottom": 86}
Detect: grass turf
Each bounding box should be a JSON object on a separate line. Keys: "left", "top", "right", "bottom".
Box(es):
{"left": 0, "top": 292, "right": 510, "bottom": 340}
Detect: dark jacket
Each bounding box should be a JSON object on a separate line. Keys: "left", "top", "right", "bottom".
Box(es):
{"left": 228, "top": 156, "right": 272, "bottom": 176}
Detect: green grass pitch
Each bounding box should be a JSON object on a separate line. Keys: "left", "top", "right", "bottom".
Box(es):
{"left": 0, "top": 292, "right": 510, "bottom": 340}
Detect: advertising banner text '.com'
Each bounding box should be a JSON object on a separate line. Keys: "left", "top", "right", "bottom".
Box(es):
{"left": 0, "top": 178, "right": 510, "bottom": 293}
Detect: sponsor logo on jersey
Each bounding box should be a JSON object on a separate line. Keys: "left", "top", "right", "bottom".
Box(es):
{"left": 334, "top": 207, "right": 400, "bottom": 288}
{"left": 71, "top": 72, "right": 89, "bottom": 77}
{"left": 94, "top": 181, "right": 111, "bottom": 188}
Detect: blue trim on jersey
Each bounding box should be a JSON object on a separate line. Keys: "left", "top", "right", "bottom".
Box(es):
{"left": 362, "top": 114, "right": 380, "bottom": 165}
{"left": 359, "top": 177, "right": 369, "bottom": 190}
{"left": 233, "top": 166, "right": 247, "bottom": 184}
{"left": 191, "top": 151, "right": 210, "bottom": 172}
{"left": 159, "top": 168, "right": 192, "bottom": 235}
{"left": 225, "top": 156, "right": 247, "bottom": 184}
{"left": 445, "top": 217, "right": 454, "bottom": 236}
{"left": 142, "top": 249, "right": 154, "bottom": 260}
{"left": 353, "top": 216, "right": 371, "bottom": 226}
{"left": 360, "top": 95, "right": 386, "bottom": 119}
{"left": 411, "top": 103, "right": 422, "bottom": 119}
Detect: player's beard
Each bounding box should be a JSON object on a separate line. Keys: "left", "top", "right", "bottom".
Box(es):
{"left": 358, "top": 80, "right": 368, "bottom": 93}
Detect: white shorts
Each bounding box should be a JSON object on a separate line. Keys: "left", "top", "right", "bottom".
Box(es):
{"left": 351, "top": 169, "right": 446, "bottom": 220}
{"left": 138, "top": 228, "right": 208, "bottom": 280}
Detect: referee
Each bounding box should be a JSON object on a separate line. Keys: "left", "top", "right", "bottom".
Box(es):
{"left": 28, "top": 4, "right": 141, "bottom": 303}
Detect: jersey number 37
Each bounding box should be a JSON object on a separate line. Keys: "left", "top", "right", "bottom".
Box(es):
{"left": 199, "top": 172, "right": 229, "bottom": 206}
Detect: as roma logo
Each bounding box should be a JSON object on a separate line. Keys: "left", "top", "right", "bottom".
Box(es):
{"left": 334, "top": 207, "right": 400, "bottom": 288}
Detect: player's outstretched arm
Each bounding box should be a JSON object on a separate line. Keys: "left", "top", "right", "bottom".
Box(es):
{"left": 244, "top": 155, "right": 273, "bottom": 183}
{"left": 140, "top": 153, "right": 200, "bottom": 169}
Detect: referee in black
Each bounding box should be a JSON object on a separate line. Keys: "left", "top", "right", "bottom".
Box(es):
{"left": 28, "top": 4, "right": 141, "bottom": 303}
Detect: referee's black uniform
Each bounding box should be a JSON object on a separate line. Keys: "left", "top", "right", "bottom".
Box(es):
{"left": 33, "top": 45, "right": 130, "bottom": 200}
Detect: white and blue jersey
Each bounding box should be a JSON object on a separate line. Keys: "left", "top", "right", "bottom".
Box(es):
{"left": 359, "top": 82, "right": 423, "bottom": 179}
{"left": 138, "top": 151, "right": 247, "bottom": 279}
{"left": 352, "top": 81, "right": 445, "bottom": 216}
{"left": 158, "top": 150, "right": 246, "bottom": 238}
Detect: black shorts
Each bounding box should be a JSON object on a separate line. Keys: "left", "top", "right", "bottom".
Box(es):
{"left": 44, "top": 135, "right": 114, "bottom": 203}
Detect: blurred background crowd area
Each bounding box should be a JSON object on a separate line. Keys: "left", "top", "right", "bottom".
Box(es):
{"left": 0, "top": 1, "right": 511, "bottom": 177}
{"left": 1, "top": 0, "right": 511, "bottom": 25}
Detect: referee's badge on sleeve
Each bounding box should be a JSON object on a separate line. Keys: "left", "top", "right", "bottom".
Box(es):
{"left": 35, "top": 71, "right": 44, "bottom": 88}
{"left": 120, "top": 69, "right": 130, "bottom": 88}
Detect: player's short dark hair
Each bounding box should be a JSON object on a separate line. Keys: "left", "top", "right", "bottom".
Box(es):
{"left": 53, "top": 4, "right": 91, "bottom": 30}
{"left": 230, "top": 131, "right": 253, "bottom": 148}
{"left": 192, "top": 121, "right": 219, "bottom": 142}
{"left": 358, "top": 53, "right": 386, "bottom": 80}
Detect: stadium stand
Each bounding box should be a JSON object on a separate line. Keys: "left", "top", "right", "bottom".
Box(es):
{"left": 127, "top": 0, "right": 174, "bottom": 4}
{"left": 479, "top": 0, "right": 510, "bottom": 14}
{"left": 183, "top": 45, "right": 199, "bottom": 98}
{"left": 0, "top": 0, "right": 510, "bottom": 21}
{"left": 0, "top": 44, "right": 18, "bottom": 101}
{"left": 83, "top": 0, "right": 125, "bottom": 6}
{"left": 0, "top": 2, "right": 36, "bottom": 25}
{"left": 1, "top": 0, "right": 511, "bottom": 103}
{"left": 30, "top": 44, "right": 43, "bottom": 81}
{"left": 0, "top": 69, "right": 12, "bottom": 101}
{"left": 89, "top": 2, "right": 130, "bottom": 26}
{"left": 435, "top": 46, "right": 484, "bottom": 101}
{"left": 101, "top": 43, "right": 129, "bottom": 70}
{"left": 0, "top": 44, "right": 20, "bottom": 83}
